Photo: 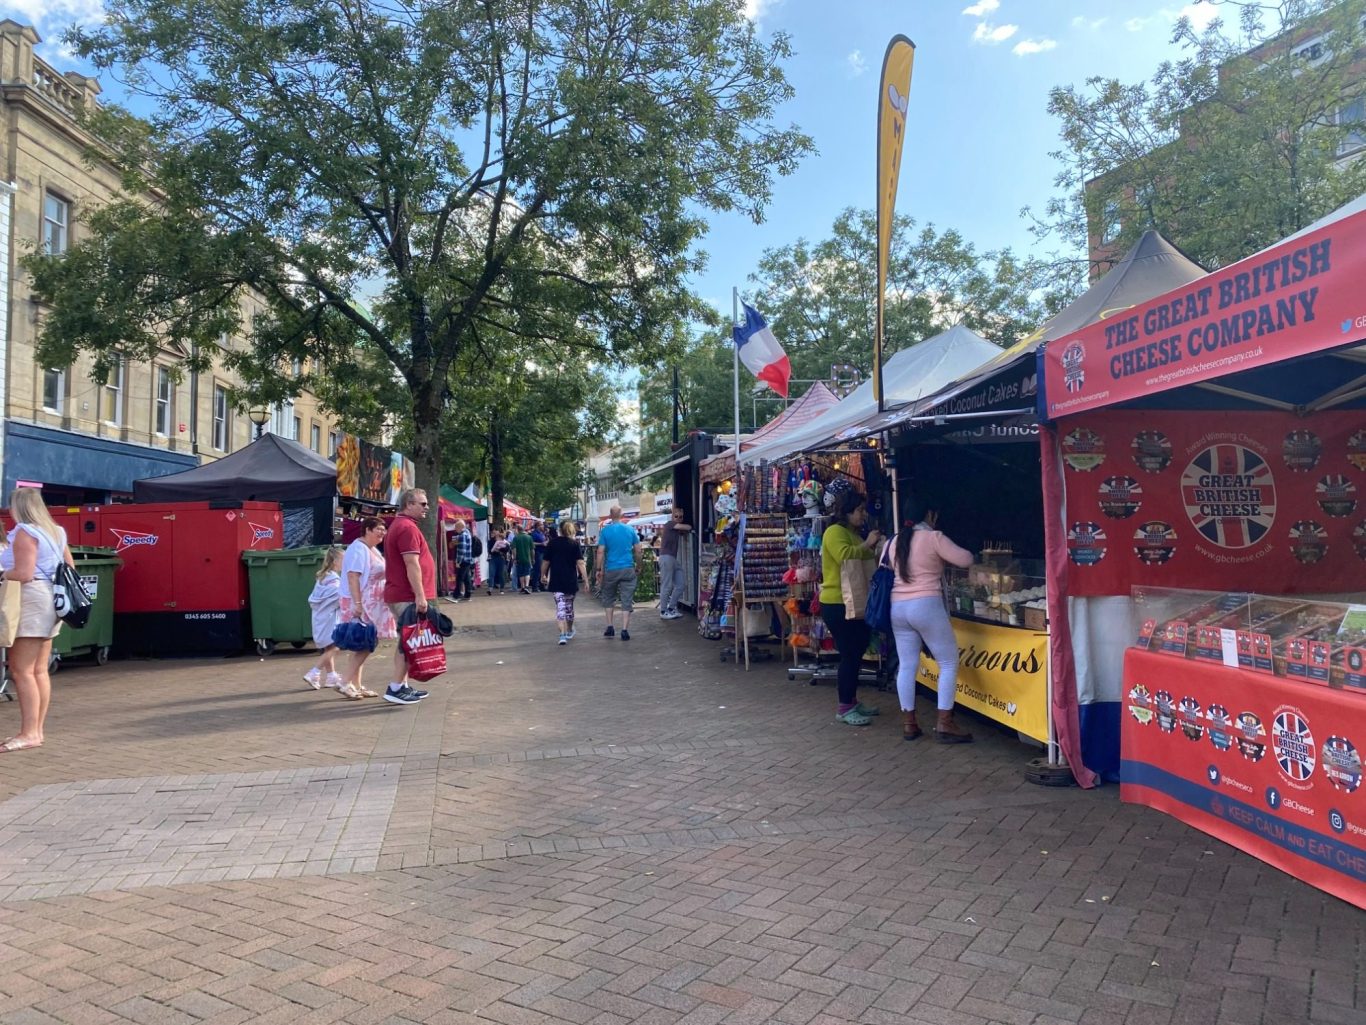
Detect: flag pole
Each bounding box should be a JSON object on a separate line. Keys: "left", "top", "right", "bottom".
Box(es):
{"left": 732, "top": 288, "right": 750, "bottom": 670}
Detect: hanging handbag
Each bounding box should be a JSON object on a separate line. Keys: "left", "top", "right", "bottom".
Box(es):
{"left": 35, "top": 531, "right": 92, "bottom": 629}
{"left": 0, "top": 579, "right": 21, "bottom": 647}
{"left": 864, "top": 535, "right": 896, "bottom": 634}
{"left": 50, "top": 562, "right": 93, "bottom": 629}
{"left": 839, "top": 553, "right": 875, "bottom": 619}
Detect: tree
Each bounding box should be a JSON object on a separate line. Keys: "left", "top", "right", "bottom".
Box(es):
{"left": 1034, "top": 0, "right": 1366, "bottom": 272}
{"left": 630, "top": 208, "right": 1071, "bottom": 480}
{"left": 24, "top": 0, "right": 813, "bottom": 546}
{"left": 746, "top": 207, "right": 1068, "bottom": 382}
{"left": 436, "top": 354, "right": 620, "bottom": 523}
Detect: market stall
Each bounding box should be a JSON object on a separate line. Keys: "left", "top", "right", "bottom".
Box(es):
{"left": 1039, "top": 197, "right": 1366, "bottom": 903}
{"left": 798, "top": 234, "right": 1206, "bottom": 757}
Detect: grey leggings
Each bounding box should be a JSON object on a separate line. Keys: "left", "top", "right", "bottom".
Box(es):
{"left": 891, "top": 597, "right": 960, "bottom": 712}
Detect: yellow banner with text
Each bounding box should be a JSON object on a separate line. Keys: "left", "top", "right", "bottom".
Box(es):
{"left": 916, "top": 617, "right": 1049, "bottom": 742}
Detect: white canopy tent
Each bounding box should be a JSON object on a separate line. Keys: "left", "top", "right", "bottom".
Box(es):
{"left": 741, "top": 324, "right": 1003, "bottom": 465}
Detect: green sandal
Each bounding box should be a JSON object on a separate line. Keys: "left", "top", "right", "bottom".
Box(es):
{"left": 835, "top": 708, "right": 873, "bottom": 726}
{"left": 853, "top": 703, "right": 881, "bottom": 717}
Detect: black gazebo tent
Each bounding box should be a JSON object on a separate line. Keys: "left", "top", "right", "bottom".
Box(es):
{"left": 133, "top": 434, "right": 337, "bottom": 545}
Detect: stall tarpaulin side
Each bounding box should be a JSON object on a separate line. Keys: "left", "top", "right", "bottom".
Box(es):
{"left": 1057, "top": 409, "right": 1364, "bottom": 596}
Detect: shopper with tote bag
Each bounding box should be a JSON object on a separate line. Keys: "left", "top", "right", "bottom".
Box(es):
{"left": 819, "top": 483, "right": 882, "bottom": 726}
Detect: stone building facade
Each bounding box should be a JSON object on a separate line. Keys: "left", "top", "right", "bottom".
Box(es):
{"left": 0, "top": 21, "right": 340, "bottom": 502}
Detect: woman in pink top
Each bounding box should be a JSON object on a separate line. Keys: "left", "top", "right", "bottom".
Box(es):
{"left": 884, "top": 506, "right": 975, "bottom": 743}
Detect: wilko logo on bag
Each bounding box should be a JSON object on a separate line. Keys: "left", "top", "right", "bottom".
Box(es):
{"left": 247, "top": 522, "right": 276, "bottom": 547}
{"left": 109, "top": 529, "right": 159, "bottom": 553}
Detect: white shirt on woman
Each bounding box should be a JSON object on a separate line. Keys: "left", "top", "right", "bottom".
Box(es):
{"left": 342, "top": 538, "right": 373, "bottom": 591}
{"left": 1, "top": 523, "right": 68, "bottom": 579}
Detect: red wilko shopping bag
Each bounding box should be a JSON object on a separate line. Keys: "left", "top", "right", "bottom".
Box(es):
{"left": 399, "top": 612, "right": 448, "bottom": 682}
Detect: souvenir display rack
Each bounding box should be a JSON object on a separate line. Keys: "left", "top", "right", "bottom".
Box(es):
{"left": 785, "top": 513, "right": 832, "bottom": 683}
{"left": 734, "top": 512, "right": 789, "bottom": 668}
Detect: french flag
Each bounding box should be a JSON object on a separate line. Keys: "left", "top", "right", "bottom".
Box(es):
{"left": 732, "top": 301, "right": 792, "bottom": 398}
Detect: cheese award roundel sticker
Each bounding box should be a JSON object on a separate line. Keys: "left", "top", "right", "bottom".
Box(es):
{"left": 1180, "top": 444, "right": 1276, "bottom": 550}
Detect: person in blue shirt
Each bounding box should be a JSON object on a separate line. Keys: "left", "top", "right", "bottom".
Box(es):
{"left": 595, "top": 506, "right": 642, "bottom": 641}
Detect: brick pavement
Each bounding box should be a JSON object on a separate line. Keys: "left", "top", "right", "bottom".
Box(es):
{"left": 0, "top": 591, "right": 1360, "bottom": 1024}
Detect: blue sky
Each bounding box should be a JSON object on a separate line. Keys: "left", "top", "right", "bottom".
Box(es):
{"left": 692, "top": 0, "right": 1222, "bottom": 314}
{"left": 14, "top": 0, "right": 1220, "bottom": 318}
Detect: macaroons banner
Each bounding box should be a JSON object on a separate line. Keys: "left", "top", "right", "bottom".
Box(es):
{"left": 1059, "top": 410, "right": 1365, "bottom": 596}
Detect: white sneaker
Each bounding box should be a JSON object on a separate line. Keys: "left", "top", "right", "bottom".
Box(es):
{"left": 566, "top": 629, "right": 576, "bottom": 640}
{"left": 558, "top": 633, "right": 568, "bottom": 645}
{"left": 324, "top": 672, "right": 344, "bottom": 689}
{"left": 303, "top": 668, "right": 322, "bottom": 689}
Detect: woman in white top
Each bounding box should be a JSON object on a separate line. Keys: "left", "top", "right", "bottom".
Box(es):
{"left": 0, "top": 487, "right": 74, "bottom": 752}
{"left": 338, "top": 517, "right": 394, "bottom": 699}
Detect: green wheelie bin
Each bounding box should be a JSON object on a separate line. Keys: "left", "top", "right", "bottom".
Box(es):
{"left": 242, "top": 546, "right": 329, "bottom": 656}
{"left": 50, "top": 546, "right": 122, "bottom": 672}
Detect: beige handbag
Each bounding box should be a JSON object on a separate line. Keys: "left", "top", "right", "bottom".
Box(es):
{"left": 839, "top": 556, "right": 875, "bottom": 618}
{"left": 0, "top": 579, "right": 21, "bottom": 648}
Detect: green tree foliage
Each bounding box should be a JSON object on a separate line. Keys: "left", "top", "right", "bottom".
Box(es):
{"left": 629, "top": 207, "right": 1070, "bottom": 480}
{"left": 23, "top": 0, "right": 813, "bottom": 543}
{"left": 1036, "top": 0, "right": 1366, "bottom": 272}
{"left": 745, "top": 208, "right": 1066, "bottom": 384}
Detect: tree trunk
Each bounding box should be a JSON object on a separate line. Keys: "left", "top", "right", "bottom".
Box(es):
{"left": 489, "top": 409, "right": 505, "bottom": 529}
{"left": 410, "top": 381, "right": 444, "bottom": 555}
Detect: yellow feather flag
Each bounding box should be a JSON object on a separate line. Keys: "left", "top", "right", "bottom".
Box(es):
{"left": 875, "top": 35, "right": 915, "bottom": 410}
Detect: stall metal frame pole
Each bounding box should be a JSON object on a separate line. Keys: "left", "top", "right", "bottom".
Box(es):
{"left": 732, "top": 287, "right": 750, "bottom": 670}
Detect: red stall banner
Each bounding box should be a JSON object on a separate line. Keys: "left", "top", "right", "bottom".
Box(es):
{"left": 1043, "top": 210, "right": 1366, "bottom": 418}
{"left": 1060, "top": 410, "right": 1364, "bottom": 596}
{"left": 1122, "top": 649, "right": 1366, "bottom": 909}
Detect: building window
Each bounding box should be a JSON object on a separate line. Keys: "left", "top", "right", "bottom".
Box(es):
{"left": 99, "top": 360, "right": 125, "bottom": 425}
{"left": 310, "top": 423, "right": 321, "bottom": 451}
{"left": 292, "top": 415, "right": 301, "bottom": 441}
{"left": 213, "top": 385, "right": 230, "bottom": 450}
{"left": 42, "top": 368, "right": 65, "bottom": 413}
{"left": 43, "top": 192, "right": 69, "bottom": 255}
{"left": 154, "top": 366, "right": 173, "bottom": 436}
{"left": 1337, "top": 96, "right": 1366, "bottom": 156}
{"left": 328, "top": 431, "right": 338, "bottom": 456}
{"left": 1099, "top": 197, "right": 1122, "bottom": 245}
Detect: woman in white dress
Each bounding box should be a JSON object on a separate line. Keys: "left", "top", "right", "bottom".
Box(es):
{"left": 0, "top": 488, "right": 74, "bottom": 752}
{"left": 339, "top": 517, "right": 397, "bottom": 699}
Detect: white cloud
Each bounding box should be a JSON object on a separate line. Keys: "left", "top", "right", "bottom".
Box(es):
{"left": 7, "top": 0, "right": 106, "bottom": 68}
{"left": 1013, "top": 37, "right": 1058, "bottom": 56}
{"left": 743, "top": 0, "right": 774, "bottom": 22}
{"left": 1125, "top": 17, "right": 1150, "bottom": 32}
{"left": 846, "top": 49, "right": 866, "bottom": 77}
{"left": 1170, "top": 2, "right": 1219, "bottom": 32}
{"left": 962, "top": 0, "right": 1000, "bottom": 15}
{"left": 973, "top": 22, "right": 1019, "bottom": 45}
{"left": 1071, "top": 16, "right": 1106, "bottom": 30}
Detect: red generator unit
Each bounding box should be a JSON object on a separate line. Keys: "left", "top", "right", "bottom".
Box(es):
{"left": 97, "top": 501, "right": 284, "bottom": 655}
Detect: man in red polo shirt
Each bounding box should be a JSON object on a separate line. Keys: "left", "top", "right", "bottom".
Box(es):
{"left": 383, "top": 487, "right": 437, "bottom": 705}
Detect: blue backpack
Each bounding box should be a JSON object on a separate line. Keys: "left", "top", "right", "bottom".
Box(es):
{"left": 864, "top": 536, "right": 896, "bottom": 634}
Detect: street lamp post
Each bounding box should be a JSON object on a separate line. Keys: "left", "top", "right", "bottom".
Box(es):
{"left": 247, "top": 405, "right": 271, "bottom": 439}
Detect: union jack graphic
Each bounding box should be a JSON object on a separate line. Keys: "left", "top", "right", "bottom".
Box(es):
{"left": 1180, "top": 445, "right": 1276, "bottom": 549}
{"left": 1323, "top": 736, "right": 1362, "bottom": 793}
{"left": 1273, "top": 709, "right": 1316, "bottom": 783}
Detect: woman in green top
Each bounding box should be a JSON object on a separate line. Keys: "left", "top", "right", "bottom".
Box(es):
{"left": 819, "top": 487, "right": 883, "bottom": 725}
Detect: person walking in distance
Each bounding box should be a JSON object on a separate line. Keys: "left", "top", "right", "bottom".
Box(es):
{"left": 542, "top": 520, "right": 589, "bottom": 644}
{"left": 382, "top": 488, "right": 437, "bottom": 705}
{"left": 657, "top": 507, "right": 691, "bottom": 620}
{"left": 511, "top": 523, "right": 535, "bottom": 594}
{"left": 596, "top": 506, "right": 642, "bottom": 641}
{"left": 487, "top": 529, "right": 509, "bottom": 594}
{"left": 530, "top": 520, "right": 548, "bottom": 592}
{"left": 451, "top": 518, "right": 474, "bottom": 601}
{"left": 886, "top": 506, "right": 976, "bottom": 742}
